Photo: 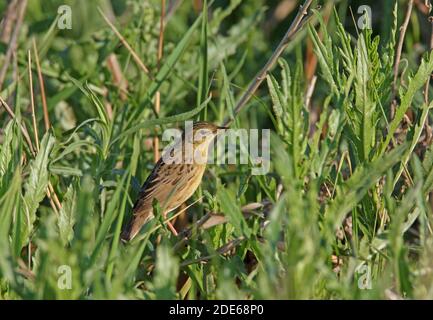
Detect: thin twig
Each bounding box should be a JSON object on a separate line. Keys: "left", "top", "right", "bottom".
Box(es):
{"left": 391, "top": 0, "right": 414, "bottom": 116}
{"left": 46, "top": 186, "right": 59, "bottom": 216}
{"left": 305, "top": 75, "right": 317, "bottom": 108}
{"left": 48, "top": 183, "right": 62, "bottom": 213}
{"left": 0, "top": 0, "right": 27, "bottom": 91}
{"left": 0, "top": 95, "right": 34, "bottom": 155}
{"left": 0, "top": 96, "right": 61, "bottom": 214}
{"left": 106, "top": 53, "right": 128, "bottom": 101}
{"left": 173, "top": 202, "right": 266, "bottom": 252}
{"left": 0, "top": 0, "right": 19, "bottom": 43}
{"left": 156, "top": 0, "right": 176, "bottom": 234}
{"left": 153, "top": 90, "right": 161, "bottom": 163}
{"left": 424, "top": 17, "right": 433, "bottom": 105}
{"left": 165, "top": 0, "right": 183, "bottom": 23}
{"left": 166, "top": 196, "right": 203, "bottom": 226}
{"left": 180, "top": 236, "right": 246, "bottom": 267}
{"left": 32, "top": 39, "right": 50, "bottom": 132}
{"left": 154, "top": 0, "right": 166, "bottom": 163}
{"left": 157, "top": 0, "right": 166, "bottom": 67}
{"left": 98, "top": 8, "right": 152, "bottom": 78}
{"left": 12, "top": 51, "right": 19, "bottom": 101}
{"left": 423, "top": 16, "right": 433, "bottom": 147}
{"left": 388, "top": 0, "right": 416, "bottom": 188}
{"left": 173, "top": 211, "right": 213, "bottom": 252}
{"left": 222, "top": 0, "right": 313, "bottom": 127}
{"left": 147, "top": 197, "right": 204, "bottom": 240}
{"left": 28, "top": 50, "right": 40, "bottom": 152}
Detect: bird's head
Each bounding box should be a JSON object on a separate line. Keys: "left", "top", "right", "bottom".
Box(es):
{"left": 178, "top": 122, "right": 227, "bottom": 163}
{"left": 190, "top": 121, "right": 227, "bottom": 147}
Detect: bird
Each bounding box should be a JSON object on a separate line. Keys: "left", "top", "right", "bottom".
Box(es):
{"left": 121, "top": 121, "right": 226, "bottom": 241}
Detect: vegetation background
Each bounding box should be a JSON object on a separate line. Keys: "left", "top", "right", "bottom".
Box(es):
{"left": 1, "top": 0, "right": 433, "bottom": 299}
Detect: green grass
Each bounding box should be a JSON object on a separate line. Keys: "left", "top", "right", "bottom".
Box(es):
{"left": 1, "top": 0, "right": 433, "bottom": 299}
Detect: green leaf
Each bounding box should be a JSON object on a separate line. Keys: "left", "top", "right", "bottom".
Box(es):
{"left": 20, "top": 133, "right": 56, "bottom": 248}
{"left": 51, "top": 140, "right": 100, "bottom": 164}
{"left": 324, "top": 144, "right": 407, "bottom": 242}
{"left": 152, "top": 244, "right": 179, "bottom": 299}
{"left": 106, "top": 135, "right": 140, "bottom": 281}
{"left": 266, "top": 74, "right": 284, "bottom": 131}
{"left": 49, "top": 165, "right": 83, "bottom": 177}
{"left": 379, "top": 51, "right": 433, "bottom": 155}
{"left": 355, "top": 36, "right": 375, "bottom": 161}
{"left": 58, "top": 183, "right": 77, "bottom": 245}
{"left": 0, "top": 168, "right": 21, "bottom": 284}
{"left": 69, "top": 77, "right": 109, "bottom": 127}
{"left": 308, "top": 18, "right": 338, "bottom": 95}
{"left": 394, "top": 101, "right": 433, "bottom": 188}
{"left": 133, "top": 10, "right": 204, "bottom": 121}
{"left": 0, "top": 120, "right": 14, "bottom": 180}
{"left": 111, "top": 95, "right": 211, "bottom": 146}
{"left": 217, "top": 186, "right": 251, "bottom": 238}
{"left": 90, "top": 172, "right": 128, "bottom": 265}
{"left": 220, "top": 62, "right": 237, "bottom": 126}
{"left": 197, "top": 0, "right": 209, "bottom": 114}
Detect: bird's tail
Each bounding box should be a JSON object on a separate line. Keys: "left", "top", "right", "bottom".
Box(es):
{"left": 120, "top": 224, "right": 134, "bottom": 242}
{"left": 121, "top": 213, "right": 151, "bottom": 242}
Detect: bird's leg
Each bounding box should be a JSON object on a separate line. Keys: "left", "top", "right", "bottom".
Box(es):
{"left": 163, "top": 211, "right": 178, "bottom": 236}
{"left": 167, "top": 222, "right": 178, "bottom": 236}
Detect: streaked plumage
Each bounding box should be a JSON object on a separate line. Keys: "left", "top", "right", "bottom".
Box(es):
{"left": 121, "top": 122, "right": 223, "bottom": 241}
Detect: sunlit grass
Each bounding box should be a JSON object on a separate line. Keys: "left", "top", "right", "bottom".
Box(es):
{"left": 1, "top": 0, "right": 433, "bottom": 300}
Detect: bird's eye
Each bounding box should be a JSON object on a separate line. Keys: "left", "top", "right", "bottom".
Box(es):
{"left": 195, "top": 129, "right": 212, "bottom": 142}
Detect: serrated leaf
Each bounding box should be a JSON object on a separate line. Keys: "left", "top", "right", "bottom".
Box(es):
{"left": 0, "top": 168, "right": 21, "bottom": 283}
{"left": 379, "top": 51, "right": 433, "bottom": 155}
{"left": 58, "top": 183, "right": 77, "bottom": 245}
{"left": 355, "top": 36, "right": 375, "bottom": 161}
{"left": 0, "top": 120, "right": 14, "bottom": 180}
{"left": 308, "top": 20, "right": 338, "bottom": 94}
{"left": 324, "top": 144, "right": 407, "bottom": 242}
{"left": 266, "top": 74, "right": 284, "bottom": 132}
{"left": 20, "top": 133, "right": 56, "bottom": 248}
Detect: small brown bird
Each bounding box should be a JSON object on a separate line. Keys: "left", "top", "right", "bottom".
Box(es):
{"left": 121, "top": 121, "right": 225, "bottom": 241}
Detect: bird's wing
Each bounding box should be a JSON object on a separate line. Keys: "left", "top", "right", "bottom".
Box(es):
{"left": 121, "top": 161, "right": 197, "bottom": 241}
{"left": 134, "top": 162, "right": 187, "bottom": 213}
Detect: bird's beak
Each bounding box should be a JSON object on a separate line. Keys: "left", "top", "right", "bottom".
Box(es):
{"left": 217, "top": 126, "right": 228, "bottom": 130}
